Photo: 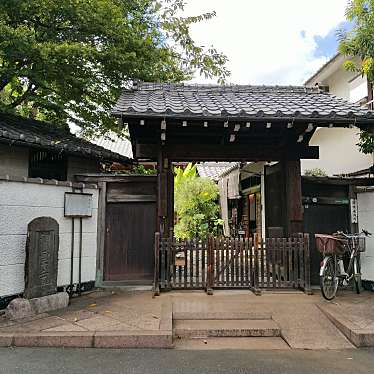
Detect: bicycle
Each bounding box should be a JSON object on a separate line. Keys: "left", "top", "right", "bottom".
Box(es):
{"left": 316, "top": 230, "right": 372, "bottom": 300}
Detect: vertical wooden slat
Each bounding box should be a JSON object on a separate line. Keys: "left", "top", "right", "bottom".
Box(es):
{"left": 201, "top": 238, "right": 206, "bottom": 288}
{"left": 178, "top": 239, "right": 183, "bottom": 288}
{"left": 214, "top": 238, "right": 219, "bottom": 286}
{"left": 189, "top": 239, "right": 194, "bottom": 288}
{"left": 304, "top": 234, "right": 312, "bottom": 294}
{"left": 244, "top": 238, "right": 249, "bottom": 286}
{"left": 160, "top": 238, "right": 165, "bottom": 289}
{"left": 288, "top": 238, "right": 293, "bottom": 287}
{"left": 240, "top": 238, "right": 244, "bottom": 287}
{"left": 220, "top": 237, "right": 225, "bottom": 286}
{"left": 234, "top": 238, "right": 238, "bottom": 286}
{"left": 249, "top": 237, "right": 253, "bottom": 287}
{"left": 260, "top": 238, "right": 265, "bottom": 288}
{"left": 294, "top": 239, "right": 299, "bottom": 288}
{"left": 253, "top": 234, "right": 260, "bottom": 294}
{"left": 225, "top": 237, "right": 230, "bottom": 287}
{"left": 230, "top": 238, "right": 235, "bottom": 287}
{"left": 266, "top": 239, "right": 271, "bottom": 288}
{"left": 284, "top": 238, "right": 289, "bottom": 287}
{"left": 195, "top": 239, "right": 200, "bottom": 288}
{"left": 280, "top": 238, "right": 287, "bottom": 287}
{"left": 271, "top": 239, "right": 276, "bottom": 288}
{"left": 206, "top": 236, "right": 213, "bottom": 294}
{"left": 166, "top": 236, "right": 171, "bottom": 289}
{"left": 171, "top": 237, "right": 176, "bottom": 288}
{"left": 299, "top": 237, "right": 305, "bottom": 289}
{"left": 183, "top": 240, "right": 188, "bottom": 289}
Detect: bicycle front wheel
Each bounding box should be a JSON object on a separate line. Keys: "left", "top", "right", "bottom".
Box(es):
{"left": 320, "top": 256, "right": 338, "bottom": 300}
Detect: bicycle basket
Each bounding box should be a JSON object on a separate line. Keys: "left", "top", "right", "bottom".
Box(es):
{"left": 315, "top": 234, "right": 347, "bottom": 255}
{"left": 353, "top": 237, "right": 366, "bottom": 252}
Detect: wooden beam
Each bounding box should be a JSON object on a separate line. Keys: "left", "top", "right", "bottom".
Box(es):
{"left": 136, "top": 143, "right": 319, "bottom": 161}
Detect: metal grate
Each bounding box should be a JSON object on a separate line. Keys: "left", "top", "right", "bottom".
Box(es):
{"left": 29, "top": 149, "right": 67, "bottom": 180}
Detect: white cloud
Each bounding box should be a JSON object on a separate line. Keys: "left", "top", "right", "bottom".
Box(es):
{"left": 182, "top": 0, "right": 348, "bottom": 85}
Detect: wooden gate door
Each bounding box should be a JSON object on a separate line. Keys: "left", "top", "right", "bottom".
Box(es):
{"left": 105, "top": 202, "right": 156, "bottom": 282}
{"left": 304, "top": 204, "right": 349, "bottom": 285}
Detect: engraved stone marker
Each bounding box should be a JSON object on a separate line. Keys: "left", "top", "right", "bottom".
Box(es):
{"left": 24, "top": 217, "right": 59, "bottom": 299}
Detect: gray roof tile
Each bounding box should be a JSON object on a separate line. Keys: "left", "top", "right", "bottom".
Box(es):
{"left": 0, "top": 112, "right": 131, "bottom": 164}
{"left": 113, "top": 83, "right": 373, "bottom": 122}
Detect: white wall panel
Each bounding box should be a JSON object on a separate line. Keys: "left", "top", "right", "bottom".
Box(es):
{"left": 358, "top": 191, "right": 374, "bottom": 281}
{"left": 0, "top": 180, "right": 98, "bottom": 297}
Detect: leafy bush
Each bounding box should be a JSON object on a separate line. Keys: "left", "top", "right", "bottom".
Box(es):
{"left": 304, "top": 168, "right": 328, "bottom": 177}
{"left": 174, "top": 174, "right": 223, "bottom": 240}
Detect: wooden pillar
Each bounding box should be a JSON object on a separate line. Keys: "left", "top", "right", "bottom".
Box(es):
{"left": 282, "top": 159, "right": 303, "bottom": 236}
{"left": 157, "top": 148, "right": 168, "bottom": 237}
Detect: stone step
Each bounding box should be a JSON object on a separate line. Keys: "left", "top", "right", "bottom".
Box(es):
{"left": 173, "top": 311, "right": 272, "bottom": 320}
{"left": 174, "top": 337, "right": 289, "bottom": 350}
{"left": 173, "top": 319, "right": 280, "bottom": 338}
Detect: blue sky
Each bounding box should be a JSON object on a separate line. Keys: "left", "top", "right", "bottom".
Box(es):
{"left": 312, "top": 21, "right": 353, "bottom": 58}
{"left": 183, "top": 0, "right": 350, "bottom": 85}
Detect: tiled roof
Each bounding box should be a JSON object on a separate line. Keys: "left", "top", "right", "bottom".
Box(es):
{"left": 92, "top": 132, "right": 133, "bottom": 159}
{"left": 0, "top": 112, "right": 132, "bottom": 163}
{"left": 113, "top": 82, "right": 373, "bottom": 122}
{"left": 197, "top": 162, "right": 237, "bottom": 181}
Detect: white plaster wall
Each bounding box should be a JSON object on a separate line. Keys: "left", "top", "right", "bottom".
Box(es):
{"left": 0, "top": 180, "right": 98, "bottom": 297}
{"left": 301, "top": 128, "right": 373, "bottom": 176}
{"left": 324, "top": 64, "right": 356, "bottom": 101}
{"left": 0, "top": 144, "right": 29, "bottom": 177}
{"left": 358, "top": 191, "right": 374, "bottom": 281}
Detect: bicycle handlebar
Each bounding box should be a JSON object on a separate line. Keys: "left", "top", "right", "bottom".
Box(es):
{"left": 335, "top": 230, "right": 372, "bottom": 238}
{"left": 362, "top": 229, "right": 372, "bottom": 236}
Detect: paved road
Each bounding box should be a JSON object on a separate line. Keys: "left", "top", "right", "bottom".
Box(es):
{"left": 1, "top": 348, "right": 374, "bottom": 374}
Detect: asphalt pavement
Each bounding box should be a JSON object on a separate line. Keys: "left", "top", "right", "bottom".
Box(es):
{"left": 1, "top": 348, "right": 374, "bottom": 374}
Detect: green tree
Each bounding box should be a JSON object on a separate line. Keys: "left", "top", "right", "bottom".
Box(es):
{"left": 339, "top": 0, "right": 374, "bottom": 153}
{"left": 174, "top": 176, "right": 223, "bottom": 240}
{"left": 0, "top": 0, "right": 229, "bottom": 136}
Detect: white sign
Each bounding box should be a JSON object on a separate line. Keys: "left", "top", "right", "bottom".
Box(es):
{"left": 350, "top": 198, "right": 358, "bottom": 224}
{"left": 64, "top": 193, "right": 93, "bottom": 217}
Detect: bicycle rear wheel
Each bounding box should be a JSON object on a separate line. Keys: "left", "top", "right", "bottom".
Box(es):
{"left": 353, "top": 256, "right": 361, "bottom": 294}
{"left": 320, "top": 256, "right": 338, "bottom": 300}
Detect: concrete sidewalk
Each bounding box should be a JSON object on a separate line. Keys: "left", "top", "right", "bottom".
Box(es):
{"left": 0, "top": 289, "right": 372, "bottom": 349}
{"left": 0, "top": 290, "right": 172, "bottom": 348}
{"left": 317, "top": 291, "right": 374, "bottom": 347}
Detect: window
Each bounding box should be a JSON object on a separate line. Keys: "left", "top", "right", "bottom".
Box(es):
{"left": 29, "top": 149, "right": 67, "bottom": 181}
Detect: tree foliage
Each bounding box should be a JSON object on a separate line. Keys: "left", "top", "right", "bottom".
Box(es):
{"left": 174, "top": 162, "right": 197, "bottom": 188}
{"left": 0, "top": 0, "right": 229, "bottom": 136}
{"left": 174, "top": 176, "right": 223, "bottom": 240}
{"left": 339, "top": 0, "right": 374, "bottom": 153}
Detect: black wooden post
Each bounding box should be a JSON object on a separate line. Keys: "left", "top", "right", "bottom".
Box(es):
{"left": 158, "top": 148, "right": 168, "bottom": 237}
{"left": 283, "top": 159, "right": 304, "bottom": 236}
{"left": 153, "top": 232, "right": 160, "bottom": 297}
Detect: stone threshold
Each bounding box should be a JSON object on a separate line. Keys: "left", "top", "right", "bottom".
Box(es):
{"left": 317, "top": 304, "right": 374, "bottom": 347}
{"left": 0, "top": 330, "right": 173, "bottom": 348}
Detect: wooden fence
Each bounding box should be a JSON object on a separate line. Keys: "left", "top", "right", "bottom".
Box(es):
{"left": 153, "top": 233, "right": 311, "bottom": 295}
